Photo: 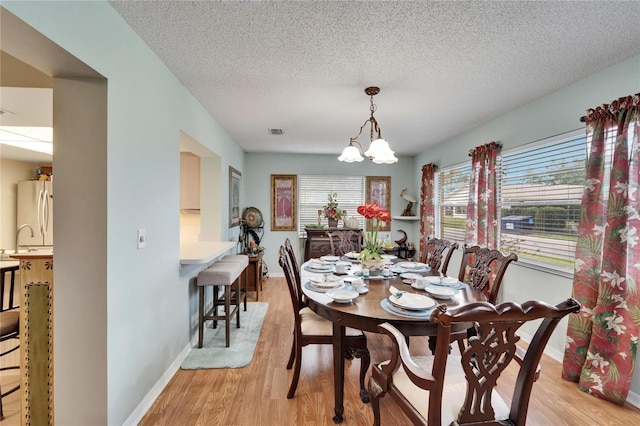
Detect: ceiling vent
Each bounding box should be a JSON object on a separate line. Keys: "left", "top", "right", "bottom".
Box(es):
{"left": 268, "top": 128, "right": 284, "bottom": 135}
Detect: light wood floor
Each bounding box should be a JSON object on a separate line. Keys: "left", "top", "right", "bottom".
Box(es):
{"left": 3, "top": 277, "right": 640, "bottom": 425}
{"left": 139, "top": 276, "right": 640, "bottom": 425}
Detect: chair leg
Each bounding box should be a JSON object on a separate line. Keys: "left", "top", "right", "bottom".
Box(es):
{"left": 286, "top": 332, "right": 296, "bottom": 370}
{"left": 348, "top": 346, "right": 371, "bottom": 403}
{"left": 225, "top": 285, "right": 231, "bottom": 347}
{"left": 287, "top": 341, "right": 303, "bottom": 399}
{"left": 243, "top": 269, "right": 248, "bottom": 311}
{"left": 212, "top": 285, "right": 219, "bottom": 329}
{"left": 198, "top": 286, "right": 205, "bottom": 348}
{"left": 235, "top": 276, "right": 241, "bottom": 329}
{"left": 369, "top": 379, "right": 382, "bottom": 426}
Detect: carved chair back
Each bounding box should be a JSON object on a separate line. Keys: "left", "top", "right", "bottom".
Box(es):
{"left": 420, "top": 237, "right": 459, "bottom": 275}
{"left": 327, "top": 230, "right": 362, "bottom": 257}
{"left": 369, "top": 298, "right": 581, "bottom": 426}
{"left": 457, "top": 245, "right": 518, "bottom": 304}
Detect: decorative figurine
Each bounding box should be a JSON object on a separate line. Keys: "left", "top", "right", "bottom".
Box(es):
{"left": 400, "top": 188, "right": 417, "bottom": 216}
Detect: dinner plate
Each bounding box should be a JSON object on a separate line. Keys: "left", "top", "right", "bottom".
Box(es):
{"left": 326, "top": 288, "right": 359, "bottom": 303}
{"left": 423, "top": 276, "right": 443, "bottom": 285}
{"left": 385, "top": 300, "right": 430, "bottom": 316}
{"left": 397, "top": 261, "right": 429, "bottom": 270}
{"left": 320, "top": 255, "right": 340, "bottom": 263}
{"left": 437, "top": 276, "right": 460, "bottom": 287}
{"left": 309, "top": 274, "right": 340, "bottom": 283}
{"left": 388, "top": 293, "right": 436, "bottom": 310}
{"left": 399, "top": 272, "right": 423, "bottom": 280}
{"left": 344, "top": 251, "right": 360, "bottom": 259}
{"left": 411, "top": 281, "right": 429, "bottom": 290}
{"left": 425, "top": 286, "right": 457, "bottom": 299}
{"left": 309, "top": 281, "right": 345, "bottom": 291}
{"left": 381, "top": 254, "right": 397, "bottom": 262}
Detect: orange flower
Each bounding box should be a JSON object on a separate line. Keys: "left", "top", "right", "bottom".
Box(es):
{"left": 357, "top": 202, "right": 392, "bottom": 261}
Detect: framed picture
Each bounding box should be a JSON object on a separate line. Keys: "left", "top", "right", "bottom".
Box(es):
{"left": 229, "top": 166, "right": 242, "bottom": 227}
{"left": 365, "top": 175, "right": 391, "bottom": 231}
{"left": 271, "top": 174, "right": 297, "bottom": 231}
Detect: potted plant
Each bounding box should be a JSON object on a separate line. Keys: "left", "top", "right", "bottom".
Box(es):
{"left": 357, "top": 202, "right": 392, "bottom": 275}
{"left": 323, "top": 192, "right": 343, "bottom": 227}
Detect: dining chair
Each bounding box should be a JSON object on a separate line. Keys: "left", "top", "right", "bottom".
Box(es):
{"left": 0, "top": 265, "right": 20, "bottom": 419}
{"left": 419, "top": 237, "right": 459, "bottom": 276}
{"left": 369, "top": 298, "right": 580, "bottom": 426}
{"left": 457, "top": 245, "right": 518, "bottom": 304}
{"left": 327, "top": 230, "right": 363, "bottom": 257}
{"left": 278, "top": 245, "right": 370, "bottom": 402}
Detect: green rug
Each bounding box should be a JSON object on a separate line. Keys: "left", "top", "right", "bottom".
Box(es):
{"left": 181, "top": 302, "right": 269, "bottom": 369}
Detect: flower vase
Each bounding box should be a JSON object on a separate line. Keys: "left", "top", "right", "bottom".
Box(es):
{"left": 362, "top": 259, "right": 386, "bottom": 276}
{"left": 328, "top": 218, "right": 338, "bottom": 228}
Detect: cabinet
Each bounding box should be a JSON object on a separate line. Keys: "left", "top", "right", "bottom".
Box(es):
{"left": 180, "top": 152, "right": 200, "bottom": 210}
{"left": 304, "top": 228, "right": 362, "bottom": 261}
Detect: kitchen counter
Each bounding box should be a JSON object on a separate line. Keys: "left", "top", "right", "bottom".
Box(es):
{"left": 180, "top": 240, "right": 236, "bottom": 265}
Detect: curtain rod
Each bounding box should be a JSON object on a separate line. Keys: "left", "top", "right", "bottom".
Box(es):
{"left": 579, "top": 92, "right": 640, "bottom": 123}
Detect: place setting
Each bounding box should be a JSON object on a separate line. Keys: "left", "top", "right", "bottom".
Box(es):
{"left": 389, "top": 261, "right": 431, "bottom": 274}
{"left": 304, "top": 258, "right": 336, "bottom": 273}
{"left": 380, "top": 285, "right": 437, "bottom": 318}
{"left": 305, "top": 274, "right": 345, "bottom": 293}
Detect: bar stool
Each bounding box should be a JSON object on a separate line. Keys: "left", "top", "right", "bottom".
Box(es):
{"left": 196, "top": 257, "right": 248, "bottom": 347}
{"left": 218, "top": 254, "right": 249, "bottom": 310}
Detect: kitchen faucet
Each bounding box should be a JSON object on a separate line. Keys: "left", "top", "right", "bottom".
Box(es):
{"left": 15, "top": 224, "right": 34, "bottom": 254}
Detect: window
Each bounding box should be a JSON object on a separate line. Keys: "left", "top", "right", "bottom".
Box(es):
{"left": 298, "top": 175, "right": 365, "bottom": 237}
{"left": 500, "top": 131, "right": 586, "bottom": 274}
{"left": 438, "top": 163, "right": 472, "bottom": 242}
{"left": 436, "top": 130, "right": 587, "bottom": 275}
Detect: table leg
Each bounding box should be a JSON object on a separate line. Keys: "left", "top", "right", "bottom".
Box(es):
{"left": 332, "top": 323, "right": 345, "bottom": 423}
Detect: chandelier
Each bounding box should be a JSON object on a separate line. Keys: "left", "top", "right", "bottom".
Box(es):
{"left": 338, "top": 86, "right": 398, "bottom": 164}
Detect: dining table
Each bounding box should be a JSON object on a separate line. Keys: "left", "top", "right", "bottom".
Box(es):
{"left": 300, "top": 255, "right": 486, "bottom": 423}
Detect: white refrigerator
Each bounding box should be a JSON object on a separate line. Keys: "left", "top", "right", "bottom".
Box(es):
{"left": 17, "top": 180, "right": 54, "bottom": 246}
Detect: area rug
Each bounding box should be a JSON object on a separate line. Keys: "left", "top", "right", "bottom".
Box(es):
{"left": 181, "top": 302, "right": 269, "bottom": 369}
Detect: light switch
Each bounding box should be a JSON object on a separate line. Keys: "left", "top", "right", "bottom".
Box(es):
{"left": 137, "top": 229, "right": 146, "bottom": 249}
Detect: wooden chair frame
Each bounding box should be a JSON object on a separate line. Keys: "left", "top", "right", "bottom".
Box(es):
{"left": 369, "top": 298, "right": 580, "bottom": 426}
{"left": 457, "top": 245, "right": 518, "bottom": 304}
{"left": 327, "top": 230, "right": 362, "bottom": 258}
{"left": 0, "top": 265, "right": 20, "bottom": 419}
{"left": 420, "top": 237, "right": 459, "bottom": 275}
{"left": 278, "top": 244, "right": 370, "bottom": 402}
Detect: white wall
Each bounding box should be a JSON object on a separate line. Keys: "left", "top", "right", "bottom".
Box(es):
{"left": 3, "top": 2, "right": 245, "bottom": 424}
{"left": 244, "top": 153, "right": 419, "bottom": 273}
{"left": 415, "top": 54, "right": 640, "bottom": 402}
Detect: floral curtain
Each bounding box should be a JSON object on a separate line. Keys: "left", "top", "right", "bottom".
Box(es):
{"left": 419, "top": 163, "right": 437, "bottom": 256}
{"left": 562, "top": 93, "right": 640, "bottom": 405}
{"left": 465, "top": 142, "right": 500, "bottom": 248}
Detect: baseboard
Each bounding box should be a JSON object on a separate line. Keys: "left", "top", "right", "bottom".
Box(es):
{"left": 122, "top": 342, "right": 192, "bottom": 426}
{"left": 518, "top": 330, "right": 640, "bottom": 409}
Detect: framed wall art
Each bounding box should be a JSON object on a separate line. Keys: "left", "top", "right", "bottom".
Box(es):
{"left": 271, "top": 174, "right": 297, "bottom": 231}
{"left": 365, "top": 175, "right": 391, "bottom": 231}
{"left": 229, "top": 166, "right": 242, "bottom": 227}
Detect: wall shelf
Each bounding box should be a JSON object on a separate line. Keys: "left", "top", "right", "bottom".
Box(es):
{"left": 392, "top": 216, "right": 419, "bottom": 221}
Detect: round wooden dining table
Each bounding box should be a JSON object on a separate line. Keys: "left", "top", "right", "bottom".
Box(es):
{"left": 301, "top": 260, "right": 485, "bottom": 423}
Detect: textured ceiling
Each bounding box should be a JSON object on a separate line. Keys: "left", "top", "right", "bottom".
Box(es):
{"left": 109, "top": 1, "right": 640, "bottom": 157}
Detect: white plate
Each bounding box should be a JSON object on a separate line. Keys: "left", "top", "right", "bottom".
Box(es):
{"left": 385, "top": 300, "right": 430, "bottom": 316}
{"left": 381, "top": 254, "right": 397, "bottom": 261}
{"left": 425, "top": 286, "right": 457, "bottom": 299}
{"left": 320, "top": 255, "right": 340, "bottom": 263}
{"left": 326, "top": 288, "right": 359, "bottom": 303}
{"left": 400, "top": 272, "right": 423, "bottom": 280}
{"left": 397, "top": 261, "right": 428, "bottom": 270}
{"left": 344, "top": 251, "right": 360, "bottom": 259}
{"left": 307, "top": 264, "right": 333, "bottom": 272}
{"left": 308, "top": 280, "right": 344, "bottom": 290}
{"left": 438, "top": 276, "right": 459, "bottom": 286}
{"left": 388, "top": 293, "right": 436, "bottom": 310}
{"left": 411, "top": 281, "right": 429, "bottom": 290}
{"left": 423, "top": 276, "right": 443, "bottom": 285}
